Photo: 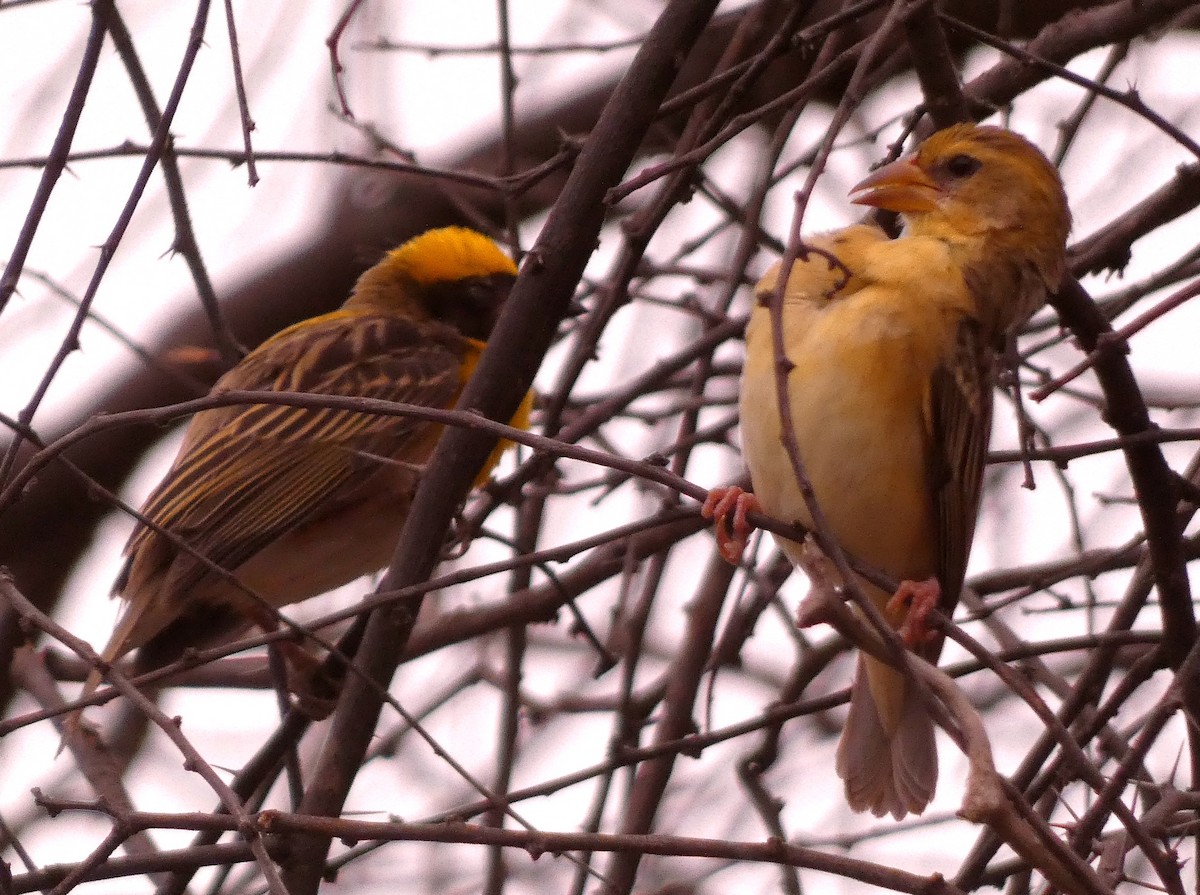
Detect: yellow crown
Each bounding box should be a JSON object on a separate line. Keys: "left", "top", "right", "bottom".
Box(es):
{"left": 385, "top": 226, "right": 517, "bottom": 285}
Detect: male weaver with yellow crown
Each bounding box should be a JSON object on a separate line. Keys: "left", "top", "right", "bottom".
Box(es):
{"left": 706, "top": 124, "right": 1070, "bottom": 818}
{"left": 85, "top": 226, "right": 529, "bottom": 710}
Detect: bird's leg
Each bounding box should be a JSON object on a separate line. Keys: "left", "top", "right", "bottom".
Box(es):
{"left": 245, "top": 602, "right": 337, "bottom": 719}
{"left": 279, "top": 642, "right": 337, "bottom": 719}
{"left": 886, "top": 577, "right": 941, "bottom": 647}
{"left": 701, "top": 485, "right": 760, "bottom": 563}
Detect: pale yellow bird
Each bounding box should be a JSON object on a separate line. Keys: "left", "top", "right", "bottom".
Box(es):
{"left": 706, "top": 124, "right": 1070, "bottom": 817}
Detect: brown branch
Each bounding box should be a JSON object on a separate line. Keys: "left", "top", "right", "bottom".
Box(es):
{"left": 604, "top": 551, "right": 735, "bottom": 894}
{"left": 954, "top": 0, "right": 1199, "bottom": 122}
{"left": 99, "top": 2, "right": 244, "bottom": 363}
{"left": 280, "top": 3, "right": 727, "bottom": 891}
{"left": 0, "top": 5, "right": 105, "bottom": 316}
{"left": 902, "top": 0, "right": 970, "bottom": 129}
{"left": 1049, "top": 278, "right": 1193, "bottom": 662}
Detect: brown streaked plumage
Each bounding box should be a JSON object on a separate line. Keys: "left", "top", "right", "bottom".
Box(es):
{"left": 89, "top": 226, "right": 528, "bottom": 703}
{"left": 709, "top": 124, "right": 1069, "bottom": 818}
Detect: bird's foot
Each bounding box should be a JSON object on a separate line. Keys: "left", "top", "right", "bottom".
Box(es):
{"left": 701, "top": 486, "right": 759, "bottom": 564}
{"left": 280, "top": 642, "right": 338, "bottom": 720}
{"left": 247, "top": 605, "right": 339, "bottom": 719}
{"left": 886, "top": 577, "right": 941, "bottom": 647}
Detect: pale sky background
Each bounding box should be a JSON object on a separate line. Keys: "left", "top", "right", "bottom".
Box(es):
{"left": 2, "top": 2, "right": 1199, "bottom": 893}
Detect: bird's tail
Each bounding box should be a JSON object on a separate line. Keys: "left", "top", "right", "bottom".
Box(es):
{"left": 60, "top": 599, "right": 164, "bottom": 759}
{"left": 77, "top": 596, "right": 156, "bottom": 709}
{"left": 835, "top": 653, "right": 937, "bottom": 819}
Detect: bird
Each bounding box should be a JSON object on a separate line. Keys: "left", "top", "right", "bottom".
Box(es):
{"left": 705, "top": 124, "right": 1070, "bottom": 818}
{"left": 86, "top": 226, "right": 530, "bottom": 711}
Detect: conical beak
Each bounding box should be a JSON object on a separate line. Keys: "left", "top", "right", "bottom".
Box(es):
{"left": 849, "top": 158, "right": 941, "bottom": 213}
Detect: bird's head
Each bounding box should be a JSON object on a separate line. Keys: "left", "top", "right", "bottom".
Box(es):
{"left": 850, "top": 124, "right": 1070, "bottom": 326}
{"left": 349, "top": 226, "right": 518, "bottom": 340}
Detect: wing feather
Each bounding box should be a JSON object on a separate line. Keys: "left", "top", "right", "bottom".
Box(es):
{"left": 120, "top": 311, "right": 464, "bottom": 596}
{"left": 925, "top": 319, "right": 994, "bottom": 657}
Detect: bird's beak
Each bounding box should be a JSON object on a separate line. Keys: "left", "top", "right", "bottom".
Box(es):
{"left": 849, "top": 158, "right": 941, "bottom": 213}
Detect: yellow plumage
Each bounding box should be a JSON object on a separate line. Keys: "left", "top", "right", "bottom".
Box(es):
{"left": 89, "top": 226, "right": 528, "bottom": 707}
{"left": 714, "top": 124, "right": 1070, "bottom": 818}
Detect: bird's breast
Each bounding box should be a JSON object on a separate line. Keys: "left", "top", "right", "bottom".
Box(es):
{"left": 740, "top": 287, "right": 961, "bottom": 585}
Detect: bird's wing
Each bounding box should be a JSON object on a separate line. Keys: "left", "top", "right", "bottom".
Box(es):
{"left": 925, "top": 318, "right": 994, "bottom": 650}
{"left": 121, "top": 312, "right": 464, "bottom": 593}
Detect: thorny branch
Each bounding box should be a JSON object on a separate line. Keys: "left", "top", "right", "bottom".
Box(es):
{"left": 1, "top": 2, "right": 1199, "bottom": 894}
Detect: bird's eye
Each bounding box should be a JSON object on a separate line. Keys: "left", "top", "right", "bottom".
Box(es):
{"left": 944, "top": 154, "right": 981, "bottom": 178}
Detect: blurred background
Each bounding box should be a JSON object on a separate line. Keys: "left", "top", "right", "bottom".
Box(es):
{"left": 2, "top": 1, "right": 1200, "bottom": 893}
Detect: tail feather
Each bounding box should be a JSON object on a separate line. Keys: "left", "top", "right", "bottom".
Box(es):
{"left": 78, "top": 596, "right": 162, "bottom": 705}
{"left": 835, "top": 653, "right": 937, "bottom": 819}
{"left": 63, "top": 598, "right": 152, "bottom": 750}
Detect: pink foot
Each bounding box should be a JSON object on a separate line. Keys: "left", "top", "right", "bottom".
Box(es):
{"left": 886, "top": 576, "right": 941, "bottom": 647}
{"left": 701, "top": 486, "right": 760, "bottom": 564}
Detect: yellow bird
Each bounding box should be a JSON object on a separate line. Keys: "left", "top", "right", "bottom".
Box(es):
{"left": 707, "top": 124, "right": 1070, "bottom": 817}
{"left": 88, "top": 226, "right": 529, "bottom": 707}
